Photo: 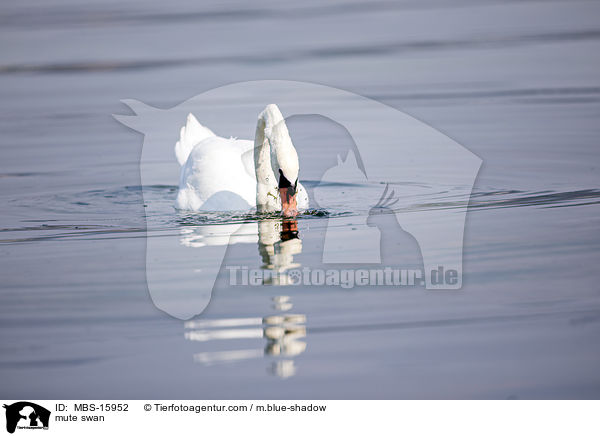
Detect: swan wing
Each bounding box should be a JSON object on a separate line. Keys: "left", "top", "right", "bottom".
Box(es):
{"left": 175, "top": 113, "right": 217, "bottom": 165}
{"left": 297, "top": 182, "right": 309, "bottom": 210}
{"left": 175, "top": 137, "right": 256, "bottom": 211}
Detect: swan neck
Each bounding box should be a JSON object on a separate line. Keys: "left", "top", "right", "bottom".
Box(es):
{"left": 254, "top": 107, "right": 282, "bottom": 208}
{"left": 254, "top": 104, "right": 298, "bottom": 210}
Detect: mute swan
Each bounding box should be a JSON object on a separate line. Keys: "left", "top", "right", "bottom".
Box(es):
{"left": 174, "top": 104, "right": 308, "bottom": 216}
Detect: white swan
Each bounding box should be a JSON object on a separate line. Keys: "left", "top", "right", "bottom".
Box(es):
{"left": 174, "top": 104, "right": 308, "bottom": 216}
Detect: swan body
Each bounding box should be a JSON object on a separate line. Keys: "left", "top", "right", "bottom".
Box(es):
{"left": 175, "top": 105, "right": 308, "bottom": 213}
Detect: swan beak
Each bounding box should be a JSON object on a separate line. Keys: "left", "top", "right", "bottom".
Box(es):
{"left": 279, "top": 187, "right": 298, "bottom": 217}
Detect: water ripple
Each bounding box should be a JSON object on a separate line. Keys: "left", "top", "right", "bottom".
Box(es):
{"left": 1, "top": 185, "right": 598, "bottom": 244}
{"left": 2, "top": 29, "right": 600, "bottom": 76}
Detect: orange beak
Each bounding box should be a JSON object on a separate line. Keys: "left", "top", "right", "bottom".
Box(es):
{"left": 279, "top": 187, "right": 298, "bottom": 217}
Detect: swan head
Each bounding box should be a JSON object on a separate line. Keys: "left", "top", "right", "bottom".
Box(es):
{"left": 256, "top": 104, "right": 302, "bottom": 216}
{"left": 278, "top": 168, "right": 298, "bottom": 217}
{"left": 271, "top": 121, "right": 299, "bottom": 217}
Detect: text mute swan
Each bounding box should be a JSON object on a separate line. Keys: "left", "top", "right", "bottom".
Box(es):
{"left": 174, "top": 104, "right": 308, "bottom": 217}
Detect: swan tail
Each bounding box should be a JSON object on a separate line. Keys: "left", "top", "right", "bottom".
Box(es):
{"left": 175, "top": 113, "right": 216, "bottom": 165}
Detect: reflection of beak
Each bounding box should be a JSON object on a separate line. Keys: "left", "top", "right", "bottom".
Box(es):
{"left": 280, "top": 220, "right": 298, "bottom": 241}
{"left": 279, "top": 187, "right": 298, "bottom": 217}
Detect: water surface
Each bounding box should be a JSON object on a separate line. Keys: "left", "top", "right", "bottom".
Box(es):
{"left": 1, "top": 0, "right": 599, "bottom": 399}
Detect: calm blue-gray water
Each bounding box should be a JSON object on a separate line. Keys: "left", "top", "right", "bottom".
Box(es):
{"left": 1, "top": 0, "right": 599, "bottom": 399}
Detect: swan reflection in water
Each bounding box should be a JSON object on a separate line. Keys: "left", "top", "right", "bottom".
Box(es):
{"left": 184, "top": 296, "right": 307, "bottom": 378}
{"left": 178, "top": 217, "right": 303, "bottom": 286}
{"left": 180, "top": 216, "right": 305, "bottom": 377}
{"left": 258, "top": 219, "right": 302, "bottom": 285}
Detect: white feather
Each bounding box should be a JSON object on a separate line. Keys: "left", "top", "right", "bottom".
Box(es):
{"left": 175, "top": 105, "right": 309, "bottom": 212}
